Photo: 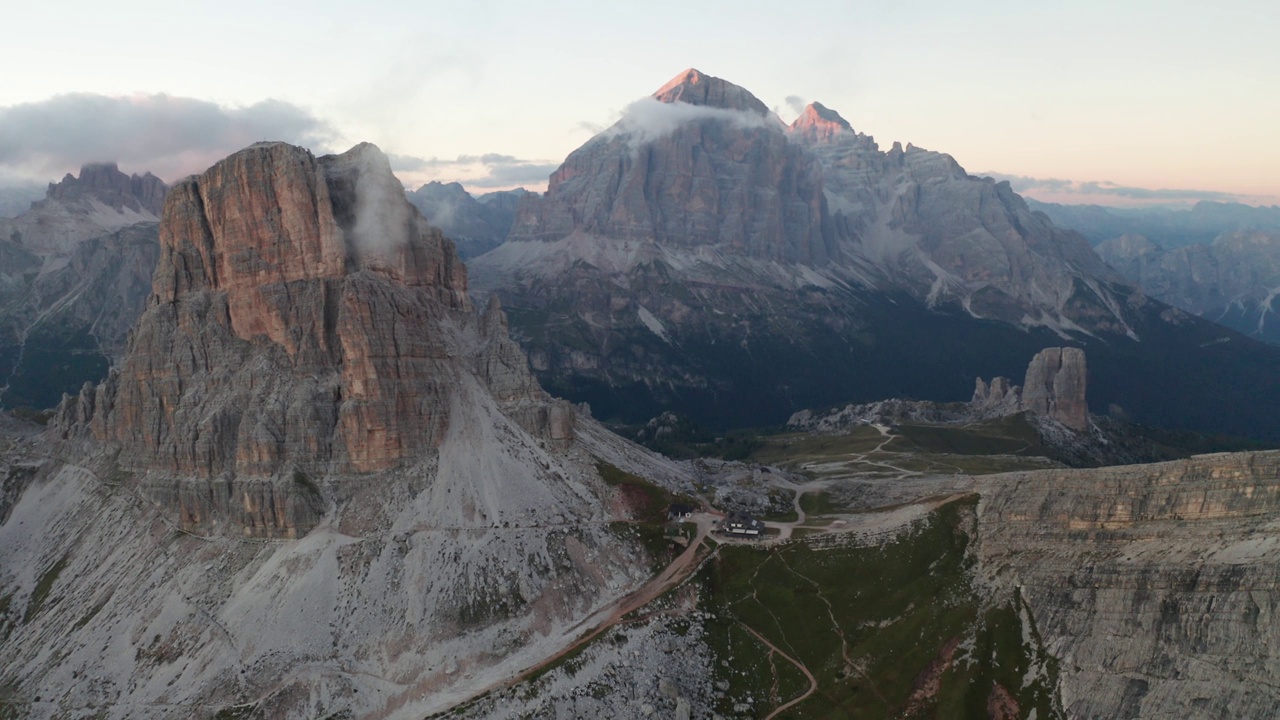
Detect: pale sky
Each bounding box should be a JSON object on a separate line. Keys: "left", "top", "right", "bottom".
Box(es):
{"left": 1, "top": 0, "right": 1277, "bottom": 205}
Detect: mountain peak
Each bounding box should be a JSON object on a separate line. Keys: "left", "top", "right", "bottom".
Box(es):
{"left": 800, "top": 102, "right": 852, "bottom": 129}
{"left": 45, "top": 161, "right": 167, "bottom": 215}
{"left": 652, "top": 68, "right": 769, "bottom": 115}
{"left": 789, "top": 101, "right": 854, "bottom": 142}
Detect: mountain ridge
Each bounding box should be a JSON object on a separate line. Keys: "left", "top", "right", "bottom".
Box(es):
{"left": 470, "top": 69, "right": 1280, "bottom": 441}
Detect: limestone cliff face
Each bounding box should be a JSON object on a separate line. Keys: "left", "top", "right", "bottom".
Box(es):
{"left": 789, "top": 103, "right": 1132, "bottom": 334}
{"left": 55, "top": 141, "right": 568, "bottom": 501}
{"left": 1021, "top": 347, "right": 1087, "bottom": 430}
{"left": 978, "top": 451, "right": 1280, "bottom": 718}
{"left": 972, "top": 347, "right": 1088, "bottom": 430}
{"left": 508, "top": 69, "right": 836, "bottom": 265}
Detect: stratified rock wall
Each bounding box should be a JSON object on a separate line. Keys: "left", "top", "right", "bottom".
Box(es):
{"left": 1021, "top": 347, "right": 1087, "bottom": 430}
{"left": 978, "top": 451, "right": 1280, "bottom": 718}
{"left": 55, "top": 142, "right": 568, "bottom": 500}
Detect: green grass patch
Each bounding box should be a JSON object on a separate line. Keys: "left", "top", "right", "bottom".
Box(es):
{"left": 0, "top": 593, "right": 13, "bottom": 642}
{"left": 23, "top": 554, "right": 68, "bottom": 624}
{"left": 698, "top": 498, "right": 1063, "bottom": 718}
{"left": 894, "top": 415, "right": 1046, "bottom": 457}
{"left": 799, "top": 491, "right": 843, "bottom": 517}
{"left": 596, "top": 460, "right": 695, "bottom": 525}
{"left": 749, "top": 426, "right": 893, "bottom": 466}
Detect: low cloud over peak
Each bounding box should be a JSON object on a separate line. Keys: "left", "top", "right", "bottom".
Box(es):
{"left": 0, "top": 93, "right": 336, "bottom": 182}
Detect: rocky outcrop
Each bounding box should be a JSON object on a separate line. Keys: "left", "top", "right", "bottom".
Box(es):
{"left": 972, "top": 347, "right": 1088, "bottom": 430}
{"left": 1021, "top": 347, "right": 1087, "bottom": 430}
{"left": 971, "top": 376, "right": 1021, "bottom": 416}
{"left": 54, "top": 141, "right": 571, "bottom": 492}
{"left": 978, "top": 451, "right": 1280, "bottom": 718}
{"left": 791, "top": 347, "right": 1087, "bottom": 433}
{"left": 47, "top": 162, "right": 166, "bottom": 216}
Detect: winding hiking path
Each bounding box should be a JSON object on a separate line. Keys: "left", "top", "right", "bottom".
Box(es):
{"left": 436, "top": 512, "right": 718, "bottom": 711}
{"left": 737, "top": 622, "right": 818, "bottom": 719}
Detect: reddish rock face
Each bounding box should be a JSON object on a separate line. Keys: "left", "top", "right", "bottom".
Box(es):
{"left": 58, "top": 141, "right": 558, "bottom": 487}
{"left": 652, "top": 68, "right": 771, "bottom": 114}
{"left": 788, "top": 102, "right": 853, "bottom": 144}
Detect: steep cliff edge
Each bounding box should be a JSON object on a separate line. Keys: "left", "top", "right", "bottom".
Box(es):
{"left": 978, "top": 451, "right": 1280, "bottom": 718}
{"left": 55, "top": 142, "right": 538, "bottom": 481}
{"left": 0, "top": 141, "right": 689, "bottom": 719}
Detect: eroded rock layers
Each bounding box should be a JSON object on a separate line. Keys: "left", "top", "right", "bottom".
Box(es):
{"left": 52, "top": 141, "right": 574, "bottom": 535}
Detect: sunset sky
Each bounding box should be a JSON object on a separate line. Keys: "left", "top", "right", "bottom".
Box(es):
{"left": 1, "top": 0, "right": 1275, "bottom": 205}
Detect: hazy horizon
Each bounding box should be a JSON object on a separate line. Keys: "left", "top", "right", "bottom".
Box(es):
{"left": 2, "top": 1, "right": 1276, "bottom": 207}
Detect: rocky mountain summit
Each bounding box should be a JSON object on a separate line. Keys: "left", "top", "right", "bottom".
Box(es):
{"left": 0, "top": 164, "right": 166, "bottom": 409}
{"left": 503, "top": 68, "right": 836, "bottom": 264}
{"left": 0, "top": 162, "right": 164, "bottom": 257}
{"left": 1, "top": 141, "right": 691, "bottom": 719}
{"left": 789, "top": 101, "right": 1132, "bottom": 335}
{"left": 470, "top": 68, "right": 1280, "bottom": 441}
{"left": 1097, "top": 229, "right": 1280, "bottom": 344}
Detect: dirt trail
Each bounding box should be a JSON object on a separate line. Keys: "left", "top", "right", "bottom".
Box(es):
{"left": 737, "top": 622, "right": 818, "bottom": 719}
{"left": 447, "top": 515, "right": 715, "bottom": 707}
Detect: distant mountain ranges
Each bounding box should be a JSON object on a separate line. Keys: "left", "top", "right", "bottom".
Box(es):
{"left": 1030, "top": 199, "right": 1280, "bottom": 249}
{"left": 456, "top": 69, "right": 1280, "bottom": 441}
{"left": 405, "top": 181, "right": 526, "bottom": 259}
{"left": 0, "top": 163, "right": 164, "bottom": 409}
{"left": 1026, "top": 200, "right": 1280, "bottom": 345}
{"left": 6, "top": 69, "right": 1280, "bottom": 445}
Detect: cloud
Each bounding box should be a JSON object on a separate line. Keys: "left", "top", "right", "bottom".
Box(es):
{"left": 983, "top": 172, "right": 1258, "bottom": 204}
{"left": 784, "top": 95, "right": 808, "bottom": 115}
{"left": 0, "top": 93, "right": 337, "bottom": 181}
{"left": 602, "top": 97, "right": 780, "bottom": 149}
{"left": 391, "top": 151, "right": 558, "bottom": 190}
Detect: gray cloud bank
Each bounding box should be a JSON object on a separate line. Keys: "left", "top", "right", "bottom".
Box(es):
{"left": 0, "top": 93, "right": 336, "bottom": 182}
{"left": 986, "top": 172, "right": 1261, "bottom": 205}
{"left": 389, "top": 152, "right": 557, "bottom": 189}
